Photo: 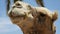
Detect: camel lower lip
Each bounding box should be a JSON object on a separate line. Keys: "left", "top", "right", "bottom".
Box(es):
{"left": 12, "top": 15, "right": 25, "bottom": 17}
{"left": 12, "top": 13, "right": 26, "bottom": 17}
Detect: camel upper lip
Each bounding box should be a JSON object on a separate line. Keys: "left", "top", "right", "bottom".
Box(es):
{"left": 12, "top": 6, "right": 22, "bottom": 9}
{"left": 8, "top": 10, "right": 26, "bottom": 18}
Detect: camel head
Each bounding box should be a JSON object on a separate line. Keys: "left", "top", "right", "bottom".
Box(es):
{"left": 8, "top": 1, "right": 58, "bottom": 34}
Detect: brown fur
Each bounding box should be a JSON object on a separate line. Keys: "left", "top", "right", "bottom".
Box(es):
{"left": 8, "top": 1, "right": 58, "bottom": 34}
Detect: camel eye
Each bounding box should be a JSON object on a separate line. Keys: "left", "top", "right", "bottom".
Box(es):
{"left": 40, "top": 12, "right": 46, "bottom": 17}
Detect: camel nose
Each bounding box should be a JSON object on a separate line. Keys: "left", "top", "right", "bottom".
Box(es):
{"left": 13, "top": 1, "right": 22, "bottom": 8}
{"left": 15, "top": 1, "right": 21, "bottom": 6}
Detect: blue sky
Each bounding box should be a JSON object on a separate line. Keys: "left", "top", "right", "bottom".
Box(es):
{"left": 0, "top": 0, "right": 60, "bottom": 34}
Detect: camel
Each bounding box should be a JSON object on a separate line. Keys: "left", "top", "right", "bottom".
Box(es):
{"left": 8, "top": 1, "right": 58, "bottom": 34}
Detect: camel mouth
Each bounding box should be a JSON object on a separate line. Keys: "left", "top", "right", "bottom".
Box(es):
{"left": 8, "top": 1, "right": 34, "bottom": 19}
{"left": 8, "top": 7, "right": 27, "bottom": 17}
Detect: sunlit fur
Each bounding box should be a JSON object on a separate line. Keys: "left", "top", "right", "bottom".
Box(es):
{"left": 8, "top": 1, "right": 58, "bottom": 34}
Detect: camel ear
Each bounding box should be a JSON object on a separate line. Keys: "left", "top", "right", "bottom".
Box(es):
{"left": 52, "top": 11, "right": 58, "bottom": 21}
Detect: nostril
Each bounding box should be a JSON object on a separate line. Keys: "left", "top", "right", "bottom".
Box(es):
{"left": 15, "top": 3, "right": 22, "bottom": 8}
{"left": 27, "top": 5, "right": 32, "bottom": 10}
{"left": 16, "top": 3, "right": 21, "bottom": 6}
{"left": 13, "top": 6, "right": 15, "bottom": 8}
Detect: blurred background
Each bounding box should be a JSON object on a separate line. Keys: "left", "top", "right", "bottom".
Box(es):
{"left": 0, "top": 0, "right": 60, "bottom": 34}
